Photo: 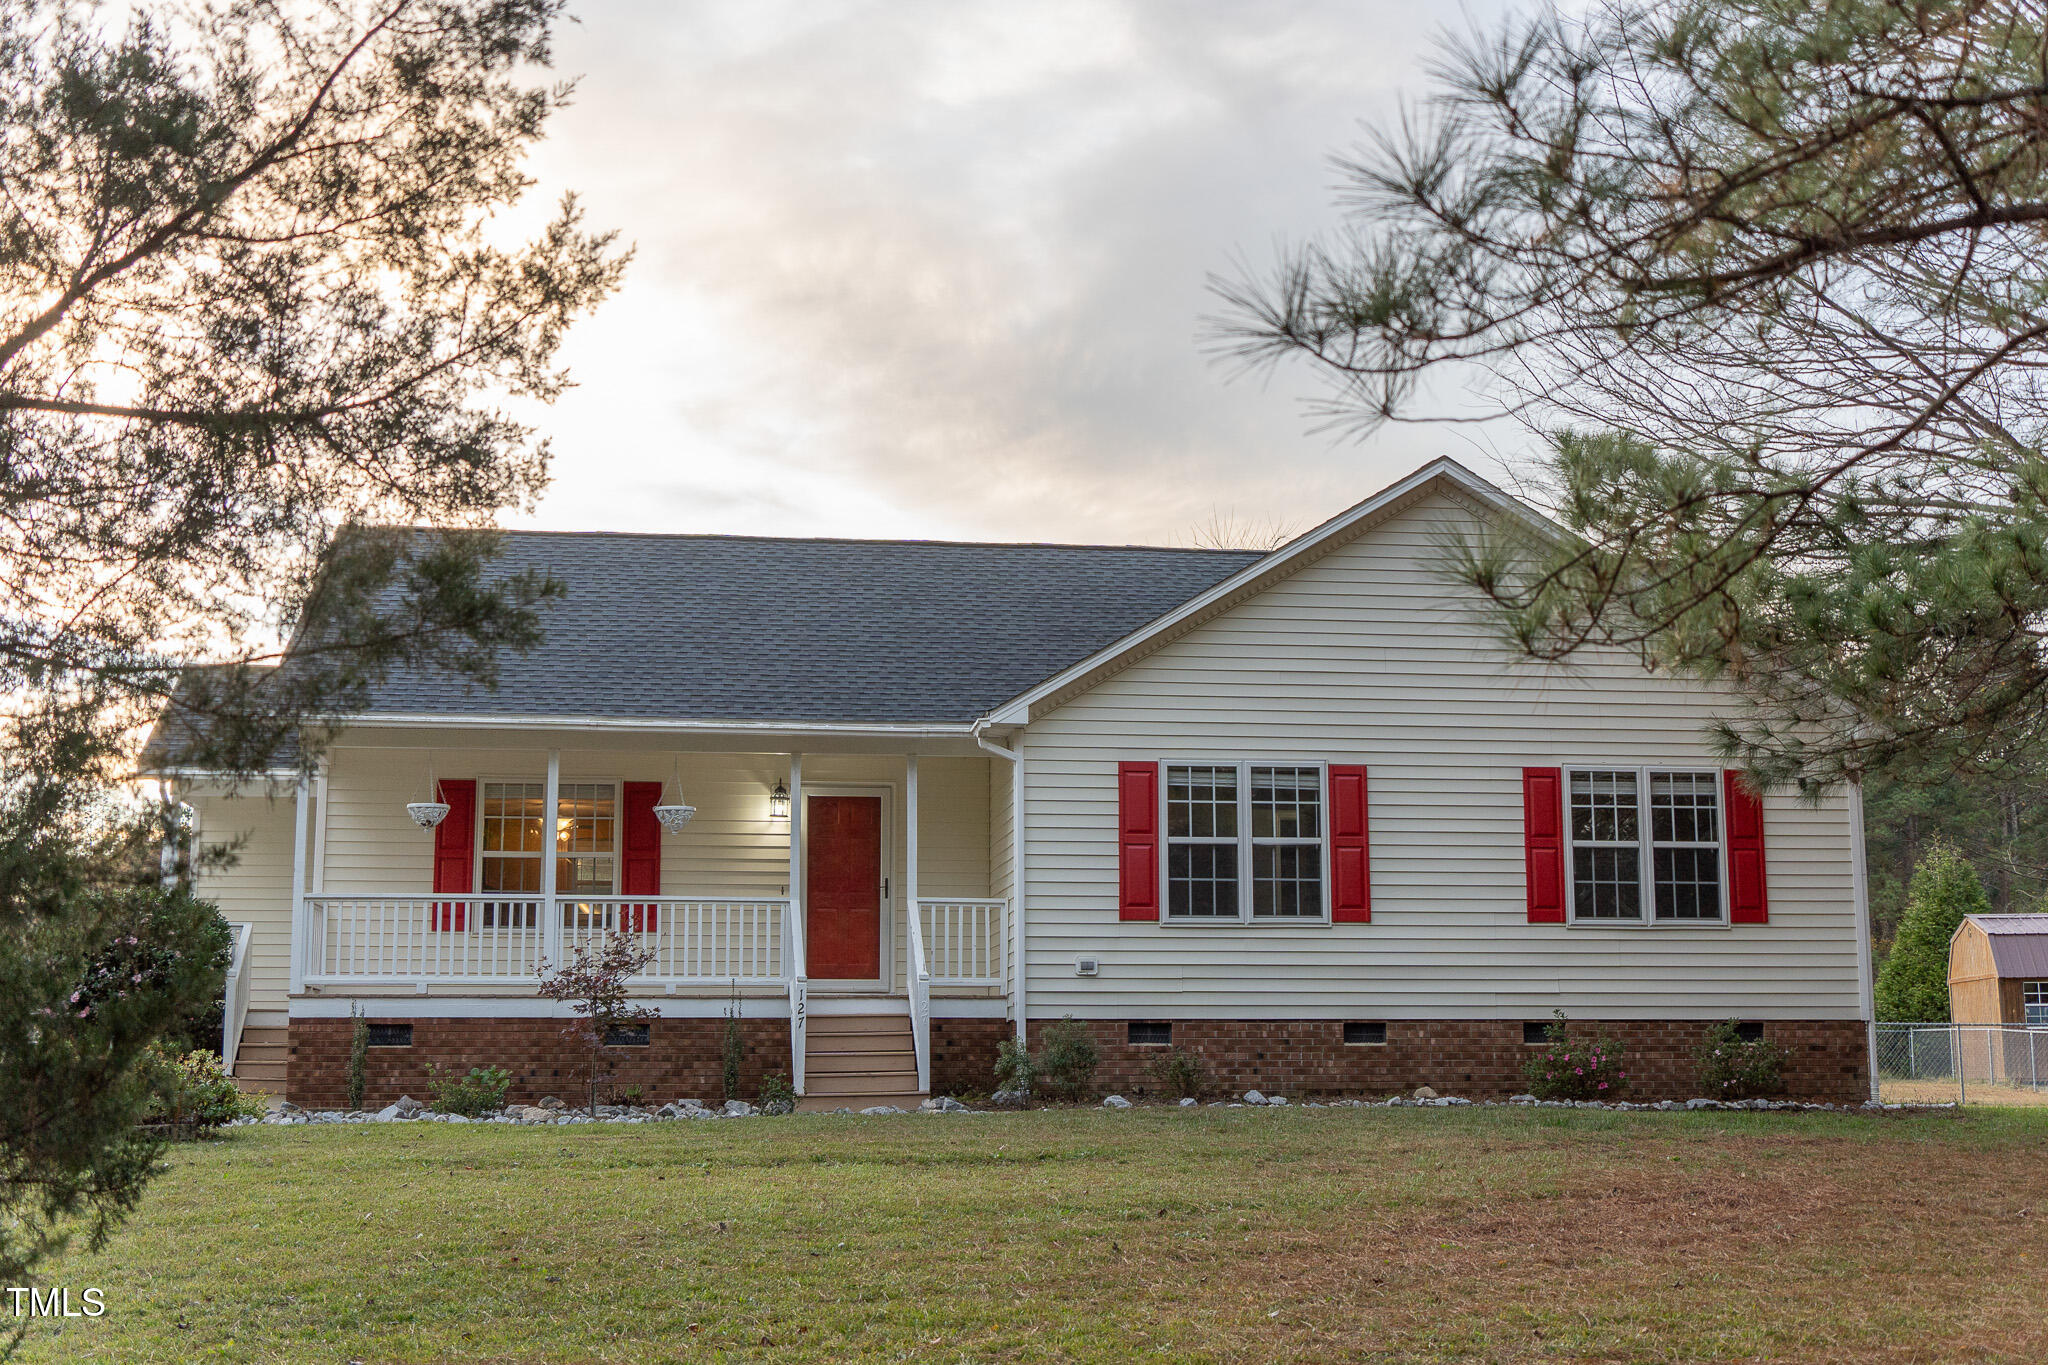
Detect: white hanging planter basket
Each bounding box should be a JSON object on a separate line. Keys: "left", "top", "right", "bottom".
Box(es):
{"left": 406, "top": 801, "right": 451, "bottom": 830}
{"left": 653, "top": 804, "right": 697, "bottom": 833}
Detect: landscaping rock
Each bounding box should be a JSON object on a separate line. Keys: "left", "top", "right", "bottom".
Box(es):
{"left": 1242, "top": 1090, "right": 1266, "bottom": 1105}
{"left": 1685, "top": 1098, "right": 1721, "bottom": 1110}
{"left": 859, "top": 1105, "right": 905, "bottom": 1116}
{"left": 1412, "top": 1086, "right": 1439, "bottom": 1100}
{"left": 760, "top": 1099, "right": 794, "bottom": 1116}
{"left": 990, "top": 1089, "right": 1029, "bottom": 1109}
{"left": 374, "top": 1096, "right": 424, "bottom": 1121}
{"left": 1508, "top": 1094, "right": 1537, "bottom": 1104}
{"left": 1265, "top": 1095, "right": 1288, "bottom": 1106}
{"left": 538, "top": 1095, "right": 566, "bottom": 1110}
{"left": 1102, "top": 1095, "right": 1132, "bottom": 1109}
{"left": 1178, "top": 1097, "right": 1198, "bottom": 1108}
{"left": 721, "top": 1099, "right": 758, "bottom": 1118}
{"left": 919, "top": 1097, "right": 969, "bottom": 1113}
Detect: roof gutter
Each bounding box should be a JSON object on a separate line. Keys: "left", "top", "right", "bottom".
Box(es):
{"left": 319, "top": 712, "right": 981, "bottom": 739}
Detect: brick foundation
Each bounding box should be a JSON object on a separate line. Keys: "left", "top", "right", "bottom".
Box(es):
{"left": 1013, "top": 1018, "right": 1870, "bottom": 1106}
{"left": 287, "top": 1017, "right": 791, "bottom": 1110}
{"left": 289, "top": 1015, "right": 1871, "bottom": 1108}
{"left": 930, "top": 1017, "right": 1014, "bottom": 1096}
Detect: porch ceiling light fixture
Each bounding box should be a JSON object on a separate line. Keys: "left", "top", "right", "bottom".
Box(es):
{"left": 769, "top": 779, "right": 790, "bottom": 820}
{"left": 652, "top": 755, "right": 696, "bottom": 833}
{"left": 407, "top": 755, "right": 451, "bottom": 830}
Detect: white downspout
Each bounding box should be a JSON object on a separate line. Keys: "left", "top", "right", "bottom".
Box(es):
{"left": 1849, "top": 777, "right": 1879, "bottom": 1104}
{"left": 975, "top": 727, "right": 1026, "bottom": 1046}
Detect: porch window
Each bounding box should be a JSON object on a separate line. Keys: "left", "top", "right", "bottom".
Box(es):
{"left": 1164, "top": 763, "right": 1326, "bottom": 923}
{"left": 480, "top": 781, "right": 544, "bottom": 927}
{"left": 556, "top": 782, "right": 618, "bottom": 927}
{"left": 2026, "top": 982, "right": 2048, "bottom": 1028}
{"left": 1565, "top": 767, "right": 1724, "bottom": 925}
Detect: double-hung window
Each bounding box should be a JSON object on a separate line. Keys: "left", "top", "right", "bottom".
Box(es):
{"left": 2026, "top": 981, "right": 2048, "bottom": 1028}
{"left": 556, "top": 782, "right": 618, "bottom": 927}
{"left": 1164, "top": 763, "right": 1326, "bottom": 923}
{"left": 1565, "top": 767, "right": 1724, "bottom": 925}
{"left": 477, "top": 780, "right": 618, "bottom": 928}
{"left": 479, "top": 781, "right": 544, "bottom": 927}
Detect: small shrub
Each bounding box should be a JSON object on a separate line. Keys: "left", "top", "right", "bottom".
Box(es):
{"left": 346, "top": 1004, "right": 369, "bottom": 1112}
{"left": 142, "top": 1046, "right": 264, "bottom": 1128}
{"left": 1037, "top": 1017, "right": 1101, "bottom": 1101}
{"left": 429, "top": 1064, "right": 512, "bottom": 1117}
{"left": 758, "top": 1071, "right": 796, "bottom": 1112}
{"left": 993, "top": 1036, "right": 1037, "bottom": 1096}
{"left": 1523, "top": 1011, "right": 1628, "bottom": 1102}
{"left": 610, "top": 1084, "right": 645, "bottom": 1107}
{"left": 720, "top": 991, "right": 744, "bottom": 1102}
{"left": 1148, "top": 1047, "right": 1206, "bottom": 1101}
{"left": 1695, "top": 1021, "right": 1786, "bottom": 1099}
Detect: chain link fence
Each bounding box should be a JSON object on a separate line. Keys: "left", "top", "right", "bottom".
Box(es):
{"left": 1875, "top": 1023, "right": 2048, "bottom": 1106}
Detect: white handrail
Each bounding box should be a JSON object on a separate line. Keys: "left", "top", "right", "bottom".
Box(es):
{"left": 221, "top": 922, "right": 252, "bottom": 1074}
{"left": 905, "top": 897, "right": 931, "bottom": 1093}
{"left": 786, "top": 899, "right": 807, "bottom": 1096}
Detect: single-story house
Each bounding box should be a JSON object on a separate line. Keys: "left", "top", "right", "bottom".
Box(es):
{"left": 146, "top": 459, "right": 1877, "bottom": 1108}
{"left": 1949, "top": 914, "right": 2048, "bottom": 1028}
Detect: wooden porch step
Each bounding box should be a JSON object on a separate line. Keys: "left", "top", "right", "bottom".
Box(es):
{"left": 229, "top": 1027, "right": 289, "bottom": 1095}
{"left": 802, "top": 1013, "right": 922, "bottom": 1111}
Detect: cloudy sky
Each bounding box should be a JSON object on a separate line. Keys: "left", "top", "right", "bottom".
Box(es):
{"left": 510, "top": 1, "right": 1520, "bottom": 547}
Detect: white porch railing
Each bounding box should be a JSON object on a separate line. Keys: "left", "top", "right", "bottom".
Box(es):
{"left": 917, "top": 898, "right": 1007, "bottom": 986}
{"left": 558, "top": 897, "right": 788, "bottom": 982}
{"left": 221, "top": 922, "right": 252, "bottom": 1074}
{"left": 303, "top": 896, "right": 790, "bottom": 985}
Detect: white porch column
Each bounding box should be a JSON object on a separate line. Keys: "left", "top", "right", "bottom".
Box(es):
{"left": 786, "top": 753, "right": 804, "bottom": 921}
{"left": 288, "top": 776, "right": 311, "bottom": 994}
{"left": 542, "top": 748, "right": 562, "bottom": 967}
{"left": 905, "top": 755, "right": 919, "bottom": 929}
{"left": 787, "top": 752, "right": 807, "bottom": 1094}
{"left": 311, "top": 764, "right": 329, "bottom": 895}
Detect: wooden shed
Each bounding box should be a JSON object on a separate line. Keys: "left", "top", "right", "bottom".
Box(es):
{"left": 1948, "top": 914, "right": 2048, "bottom": 1027}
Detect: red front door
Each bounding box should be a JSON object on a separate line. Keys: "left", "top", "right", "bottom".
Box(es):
{"left": 806, "top": 795, "right": 883, "bottom": 979}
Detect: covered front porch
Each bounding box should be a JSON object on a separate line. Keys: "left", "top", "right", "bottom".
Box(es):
{"left": 280, "top": 730, "right": 1019, "bottom": 1101}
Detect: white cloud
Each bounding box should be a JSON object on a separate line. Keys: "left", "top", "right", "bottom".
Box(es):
{"left": 511, "top": 0, "right": 1524, "bottom": 545}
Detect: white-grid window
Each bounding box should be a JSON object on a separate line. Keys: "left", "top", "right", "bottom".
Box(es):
{"left": 555, "top": 782, "right": 617, "bottom": 893}
{"left": 1165, "top": 763, "right": 1326, "bottom": 924}
{"left": 2026, "top": 981, "right": 2048, "bottom": 1028}
{"left": 479, "top": 781, "right": 543, "bottom": 927}
{"left": 1566, "top": 767, "right": 1724, "bottom": 925}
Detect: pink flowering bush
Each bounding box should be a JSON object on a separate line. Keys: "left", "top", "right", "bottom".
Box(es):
{"left": 1523, "top": 1011, "right": 1629, "bottom": 1101}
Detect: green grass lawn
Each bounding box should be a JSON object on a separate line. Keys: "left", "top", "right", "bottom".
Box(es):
{"left": 16, "top": 1105, "right": 2048, "bottom": 1363}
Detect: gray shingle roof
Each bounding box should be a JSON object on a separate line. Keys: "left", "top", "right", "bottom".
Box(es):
{"left": 359, "top": 532, "right": 1262, "bottom": 725}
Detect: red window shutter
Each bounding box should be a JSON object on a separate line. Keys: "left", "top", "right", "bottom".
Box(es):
{"left": 1522, "top": 767, "right": 1566, "bottom": 924}
{"left": 1117, "top": 762, "right": 1159, "bottom": 922}
{"left": 1328, "top": 764, "right": 1370, "bottom": 923}
{"left": 432, "top": 779, "right": 475, "bottom": 931}
{"left": 621, "top": 780, "right": 662, "bottom": 930}
{"left": 1724, "top": 771, "right": 1769, "bottom": 924}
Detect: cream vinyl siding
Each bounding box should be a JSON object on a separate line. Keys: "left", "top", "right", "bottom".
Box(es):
{"left": 190, "top": 787, "right": 298, "bottom": 1023}
{"left": 315, "top": 748, "right": 992, "bottom": 993}
{"left": 1019, "top": 487, "right": 1863, "bottom": 1021}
